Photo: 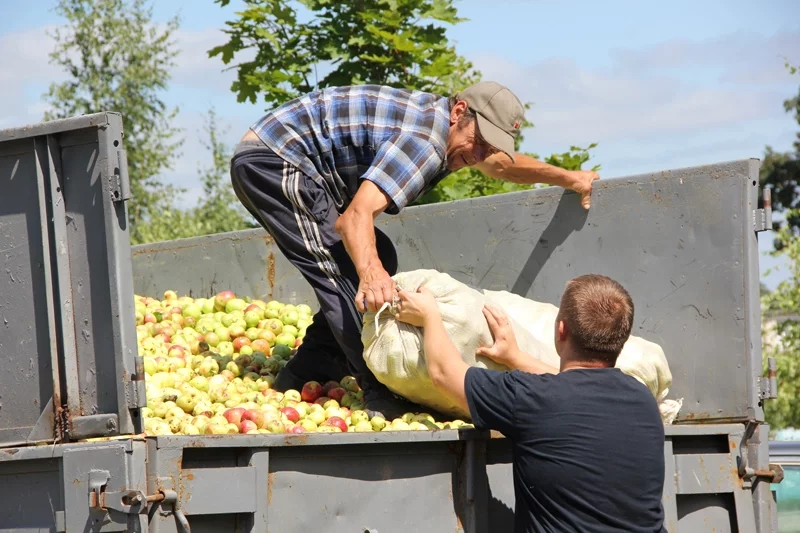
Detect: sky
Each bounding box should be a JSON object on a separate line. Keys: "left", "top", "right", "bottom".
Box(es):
{"left": 1, "top": 0, "right": 799, "bottom": 288}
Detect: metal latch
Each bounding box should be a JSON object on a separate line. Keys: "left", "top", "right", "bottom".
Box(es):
{"left": 111, "top": 149, "right": 131, "bottom": 203}
{"left": 88, "top": 470, "right": 146, "bottom": 514}
{"left": 88, "top": 471, "right": 191, "bottom": 532}
{"left": 736, "top": 420, "right": 784, "bottom": 486}
{"left": 126, "top": 355, "right": 148, "bottom": 409}
{"left": 753, "top": 187, "right": 772, "bottom": 232}
{"left": 759, "top": 357, "right": 778, "bottom": 400}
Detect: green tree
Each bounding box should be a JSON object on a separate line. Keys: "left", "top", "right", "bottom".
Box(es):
{"left": 760, "top": 61, "right": 799, "bottom": 249}
{"left": 44, "top": 0, "right": 184, "bottom": 245}
{"left": 190, "top": 108, "right": 258, "bottom": 235}
{"left": 133, "top": 108, "right": 259, "bottom": 244}
{"left": 210, "top": 0, "right": 480, "bottom": 108}
{"left": 762, "top": 209, "right": 800, "bottom": 430}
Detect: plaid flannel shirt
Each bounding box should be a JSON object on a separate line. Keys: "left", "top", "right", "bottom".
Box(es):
{"left": 250, "top": 85, "right": 451, "bottom": 214}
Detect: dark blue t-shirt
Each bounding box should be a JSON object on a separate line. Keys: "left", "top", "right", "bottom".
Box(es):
{"left": 465, "top": 366, "right": 666, "bottom": 533}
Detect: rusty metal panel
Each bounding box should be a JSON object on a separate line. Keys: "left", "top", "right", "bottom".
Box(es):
{"left": 132, "top": 159, "right": 766, "bottom": 424}
{"left": 0, "top": 113, "right": 141, "bottom": 447}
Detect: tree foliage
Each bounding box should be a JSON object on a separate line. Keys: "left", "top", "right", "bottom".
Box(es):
{"left": 762, "top": 210, "right": 800, "bottom": 430}
{"left": 44, "top": 0, "right": 184, "bottom": 244}
{"left": 45, "top": 0, "right": 255, "bottom": 244}
{"left": 131, "top": 108, "right": 257, "bottom": 243}
{"left": 760, "top": 61, "right": 800, "bottom": 249}
{"left": 210, "top": 0, "right": 480, "bottom": 107}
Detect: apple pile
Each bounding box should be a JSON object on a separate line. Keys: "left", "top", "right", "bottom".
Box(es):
{"left": 137, "top": 290, "right": 473, "bottom": 436}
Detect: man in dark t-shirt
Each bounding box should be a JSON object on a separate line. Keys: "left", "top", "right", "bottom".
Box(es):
{"left": 395, "top": 274, "right": 666, "bottom": 533}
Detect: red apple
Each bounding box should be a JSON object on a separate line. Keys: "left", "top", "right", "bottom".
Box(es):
{"left": 245, "top": 304, "right": 262, "bottom": 314}
{"left": 322, "top": 380, "right": 340, "bottom": 395}
{"left": 289, "top": 425, "right": 307, "bottom": 434}
{"left": 301, "top": 381, "right": 323, "bottom": 402}
{"left": 280, "top": 406, "right": 300, "bottom": 423}
{"left": 240, "top": 419, "right": 258, "bottom": 433}
{"left": 251, "top": 339, "right": 270, "bottom": 353}
{"left": 242, "top": 409, "right": 266, "bottom": 429}
{"left": 144, "top": 313, "right": 157, "bottom": 324}
{"left": 327, "top": 387, "right": 347, "bottom": 402}
{"left": 215, "top": 291, "right": 236, "bottom": 312}
{"left": 324, "top": 416, "right": 348, "bottom": 432}
{"left": 314, "top": 396, "right": 331, "bottom": 406}
{"left": 168, "top": 345, "right": 186, "bottom": 358}
{"left": 223, "top": 407, "right": 245, "bottom": 430}
{"left": 232, "top": 337, "right": 251, "bottom": 352}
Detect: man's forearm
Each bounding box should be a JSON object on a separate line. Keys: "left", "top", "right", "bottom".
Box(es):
{"left": 334, "top": 210, "right": 381, "bottom": 277}
{"left": 475, "top": 153, "right": 578, "bottom": 189}
{"left": 422, "top": 314, "right": 469, "bottom": 412}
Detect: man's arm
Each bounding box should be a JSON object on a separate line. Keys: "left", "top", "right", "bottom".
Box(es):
{"left": 334, "top": 180, "right": 395, "bottom": 313}
{"left": 475, "top": 153, "right": 599, "bottom": 209}
{"left": 420, "top": 313, "right": 471, "bottom": 414}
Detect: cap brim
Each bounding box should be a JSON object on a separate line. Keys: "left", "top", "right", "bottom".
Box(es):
{"left": 475, "top": 113, "right": 516, "bottom": 162}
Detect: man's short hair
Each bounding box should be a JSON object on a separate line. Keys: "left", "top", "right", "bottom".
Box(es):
{"left": 557, "top": 274, "right": 634, "bottom": 363}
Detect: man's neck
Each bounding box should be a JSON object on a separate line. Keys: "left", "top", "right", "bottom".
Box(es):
{"left": 558, "top": 353, "right": 614, "bottom": 372}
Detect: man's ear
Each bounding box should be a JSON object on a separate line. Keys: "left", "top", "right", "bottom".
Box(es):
{"left": 557, "top": 320, "right": 568, "bottom": 342}
{"left": 449, "top": 100, "right": 468, "bottom": 125}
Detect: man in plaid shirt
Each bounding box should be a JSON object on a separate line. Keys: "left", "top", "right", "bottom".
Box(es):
{"left": 230, "top": 81, "right": 599, "bottom": 418}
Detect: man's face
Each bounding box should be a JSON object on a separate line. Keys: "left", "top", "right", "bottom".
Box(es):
{"left": 445, "top": 101, "right": 500, "bottom": 171}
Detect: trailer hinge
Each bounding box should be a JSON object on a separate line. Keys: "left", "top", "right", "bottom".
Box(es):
{"left": 126, "top": 355, "right": 148, "bottom": 409}
{"left": 758, "top": 357, "right": 778, "bottom": 400}
{"left": 110, "top": 149, "right": 131, "bottom": 203}
{"left": 753, "top": 187, "right": 772, "bottom": 232}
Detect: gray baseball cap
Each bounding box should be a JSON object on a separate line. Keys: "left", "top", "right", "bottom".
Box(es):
{"left": 456, "top": 81, "right": 525, "bottom": 162}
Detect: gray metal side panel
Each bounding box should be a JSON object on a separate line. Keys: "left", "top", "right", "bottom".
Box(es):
{"left": 139, "top": 424, "right": 772, "bottom": 533}
{"left": 0, "top": 140, "right": 54, "bottom": 446}
{"left": 0, "top": 439, "right": 147, "bottom": 532}
{"left": 132, "top": 159, "right": 764, "bottom": 423}
{"left": 0, "top": 424, "right": 775, "bottom": 532}
{"left": 0, "top": 112, "right": 141, "bottom": 446}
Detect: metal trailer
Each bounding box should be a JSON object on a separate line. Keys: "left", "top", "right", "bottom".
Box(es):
{"left": 0, "top": 112, "right": 785, "bottom": 532}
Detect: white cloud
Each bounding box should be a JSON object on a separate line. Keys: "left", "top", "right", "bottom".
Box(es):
{"left": 469, "top": 28, "right": 798, "bottom": 156}
{"left": 0, "top": 25, "right": 62, "bottom": 129}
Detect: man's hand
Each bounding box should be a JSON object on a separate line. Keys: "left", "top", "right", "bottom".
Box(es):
{"left": 570, "top": 169, "right": 600, "bottom": 210}
{"left": 395, "top": 286, "right": 440, "bottom": 327}
{"left": 357, "top": 266, "right": 396, "bottom": 313}
{"left": 476, "top": 304, "right": 523, "bottom": 367}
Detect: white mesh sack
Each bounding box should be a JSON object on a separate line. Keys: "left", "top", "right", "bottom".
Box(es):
{"left": 361, "top": 269, "right": 680, "bottom": 422}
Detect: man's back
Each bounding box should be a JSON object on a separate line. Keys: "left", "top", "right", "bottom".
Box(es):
{"left": 250, "top": 85, "right": 451, "bottom": 214}
{"left": 465, "top": 367, "right": 666, "bottom": 533}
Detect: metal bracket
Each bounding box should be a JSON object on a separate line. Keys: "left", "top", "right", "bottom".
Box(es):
{"left": 110, "top": 149, "right": 131, "bottom": 203}
{"left": 753, "top": 187, "right": 772, "bottom": 232}
{"left": 88, "top": 470, "right": 147, "bottom": 514}
{"left": 71, "top": 413, "right": 119, "bottom": 440}
{"left": 759, "top": 357, "right": 778, "bottom": 400}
